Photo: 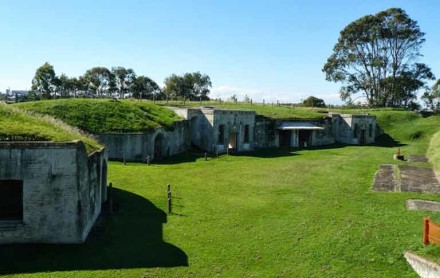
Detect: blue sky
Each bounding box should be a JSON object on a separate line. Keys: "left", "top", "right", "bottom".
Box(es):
{"left": 1, "top": 0, "right": 439, "bottom": 104}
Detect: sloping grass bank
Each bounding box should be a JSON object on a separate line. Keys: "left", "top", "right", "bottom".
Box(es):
{"left": 428, "top": 130, "right": 440, "bottom": 172}
{"left": 15, "top": 99, "right": 181, "bottom": 133}
{"left": 0, "top": 103, "right": 100, "bottom": 153}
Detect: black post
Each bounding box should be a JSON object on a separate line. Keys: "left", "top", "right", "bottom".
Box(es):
{"left": 123, "top": 154, "right": 126, "bottom": 165}
{"left": 147, "top": 155, "right": 150, "bottom": 166}
{"left": 167, "top": 184, "right": 172, "bottom": 214}
{"left": 205, "top": 152, "right": 207, "bottom": 161}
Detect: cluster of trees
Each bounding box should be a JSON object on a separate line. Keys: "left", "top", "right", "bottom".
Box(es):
{"left": 30, "top": 63, "right": 212, "bottom": 101}
{"left": 323, "top": 8, "right": 439, "bottom": 110}
{"left": 302, "top": 96, "right": 326, "bottom": 108}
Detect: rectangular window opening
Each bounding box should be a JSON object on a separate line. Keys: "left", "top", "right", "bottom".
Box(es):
{"left": 0, "top": 180, "right": 23, "bottom": 221}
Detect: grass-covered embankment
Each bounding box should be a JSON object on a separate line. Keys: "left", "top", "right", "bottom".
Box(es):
{"left": 15, "top": 99, "right": 181, "bottom": 133}
{"left": 0, "top": 103, "right": 101, "bottom": 153}
{"left": 157, "top": 100, "right": 326, "bottom": 119}
{"left": 428, "top": 130, "right": 440, "bottom": 172}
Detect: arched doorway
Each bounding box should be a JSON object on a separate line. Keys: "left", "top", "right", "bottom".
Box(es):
{"left": 154, "top": 133, "right": 164, "bottom": 159}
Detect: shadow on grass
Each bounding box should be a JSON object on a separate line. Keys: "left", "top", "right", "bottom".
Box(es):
{"left": 374, "top": 133, "right": 407, "bottom": 148}
{"left": 0, "top": 188, "right": 188, "bottom": 275}
{"left": 230, "top": 147, "right": 301, "bottom": 158}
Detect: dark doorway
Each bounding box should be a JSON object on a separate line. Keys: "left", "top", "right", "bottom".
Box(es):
{"left": 299, "top": 130, "right": 312, "bottom": 147}
{"left": 154, "top": 134, "right": 164, "bottom": 159}
{"left": 360, "top": 130, "right": 366, "bottom": 145}
{"left": 228, "top": 132, "right": 237, "bottom": 150}
{"left": 279, "top": 130, "right": 291, "bottom": 147}
{"left": 0, "top": 180, "right": 23, "bottom": 221}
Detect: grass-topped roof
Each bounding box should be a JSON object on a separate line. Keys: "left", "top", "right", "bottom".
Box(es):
{"left": 0, "top": 103, "right": 101, "bottom": 153}
{"left": 15, "top": 99, "right": 182, "bottom": 134}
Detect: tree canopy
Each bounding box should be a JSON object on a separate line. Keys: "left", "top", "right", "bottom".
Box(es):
{"left": 422, "top": 79, "right": 440, "bottom": 111}
{"left": 302, "top": 96, "right": 326, "bottom": 107}
{"left": 163, "top": 72, "right": 211, "bottom": 102}
{"left": 31, "top": 62, "right": 59, "bottom": 99}
{"left": 29, "top": 63, "right": 212, "bottom": 102}
{"left": 323, "top": 8, "right": 435, "bottom": 108}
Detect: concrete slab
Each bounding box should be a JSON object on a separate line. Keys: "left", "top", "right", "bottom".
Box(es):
{"left": 408, "top": 155, "right": 429, "bottom": 163}
{"left": 407, "top": 199, "right": 440, "bottom": 211}
{"left": 373, "top": 164, "right": 398, "bottom": 192}
{"left": 400, "top": 166, "right": 440, "bottom": 194}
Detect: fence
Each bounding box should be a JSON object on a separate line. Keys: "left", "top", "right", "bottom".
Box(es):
{"left": 423, "top": 217, "right": 440, "bottom": 245}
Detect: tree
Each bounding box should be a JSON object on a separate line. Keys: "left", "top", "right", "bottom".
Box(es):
{"left": 302, "top": 96, "right": 326, "bottom": 107}
{"left": 163, "top": 72, "right": 212, "bottom": 102}
{"left": 323, "top": 8, "right": 434, "bottom": 107}
{"left": 83, "top": 67, "right": 113, "bottom": 97}
{"left": 111, "top": 67, "right": 136, "bottom": 98}
{"left": 31, "top": 62, "right": 59, "bottom": 99}
{"left": 422, "top": 79, "right": 440, "bottom": 111}
{"left": 132, "top": 75, "right": 161, "bottom": 100}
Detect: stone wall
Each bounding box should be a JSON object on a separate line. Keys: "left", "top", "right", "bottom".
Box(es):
{"left": 98, "top": 120, "right": 190, "bottom": 161}
{"left": 0, "top": 141, "right": 107, "bottom": 244}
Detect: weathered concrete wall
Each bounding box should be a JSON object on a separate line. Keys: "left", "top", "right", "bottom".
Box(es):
{"left": 331, "top": 114, "right": 376, "bottom": 145}
{"left": 210, "top": 109, "right": 256, "bottom": 152}
{"left": 98, "top": 120, "right": 190, "bottom": 161}
{"left": 0, "top": 141, "right": 107, "bottom": 244}
{"left": 254, "top": 116, "right": 277, "bottom": 149}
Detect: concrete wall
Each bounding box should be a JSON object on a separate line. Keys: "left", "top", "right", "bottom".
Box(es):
{"left": 331, "top": 114, "right": 376, "bottom": 144}
{"left": 0, "top": 141, "right": 107, "bottom": 244}
{"left": 98, "top": 120, "right": 190, "bottom": 161}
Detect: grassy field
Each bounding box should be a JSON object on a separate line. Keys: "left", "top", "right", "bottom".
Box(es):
{"left": 0, "top": 102, "right": 100, "bottom": 153}
{"left": 15, "top": 99, "right": 181, "bottom": 133}
{"left": 2, "top": 110, "right": 440, "bottom": 277}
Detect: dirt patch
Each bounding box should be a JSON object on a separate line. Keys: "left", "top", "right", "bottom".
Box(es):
{"left": 407, "top": 155, "right": 429, "bottom": 163}
{"left": 373, "top": 165, "right": 440, "bottom": 193}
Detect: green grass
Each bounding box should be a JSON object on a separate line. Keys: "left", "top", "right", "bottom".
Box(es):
{"left": 2, "top": 110, "right": 440, "bottom": 277}
{"left": 427, "top": 130, "right": 440, "bottom": 172}
{"left": 15, "top": 99, "right": 181, "bottom": 133}
{"left": 0, "top": 103, "right": 101, "bottom": 153}
{"left": 156, "top": 100, "right": 326, "bottom": 119}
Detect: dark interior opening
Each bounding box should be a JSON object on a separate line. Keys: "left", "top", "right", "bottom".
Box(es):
{"left": 244, "top": 125, "right": 250, "bottom": 143}
{"left": 279, "top": 130, "right": 291, "bottom": 147}
{"left": 0, "top": 180, "right": 23, "bottom": 220}
{"left": 299, "top": 130, "right": 312, "bottom": 147}
{"left": 218, "top": 125, "right": 225, "bottom": 144}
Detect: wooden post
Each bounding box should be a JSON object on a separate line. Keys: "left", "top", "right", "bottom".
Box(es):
{"left": 424, "top": 217, "right": 430, "bottom": 245}
{"left": 167, "top": 184, "right": 172, "bottom": 214}
{"left": 147, "top": 155, "right": 150, "bottom": 166}
{"left": 108, "top": 182, "right": 113, "bottom": 215}
{"left": 205, "top": 152, "right": 207, "bottom": 161}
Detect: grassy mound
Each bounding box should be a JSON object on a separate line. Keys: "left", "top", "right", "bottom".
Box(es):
{"left": 157, "top": 100, "right": 326, "bottom": 119}
{"left": 0, "top": 103, "right": 101, "bottom": 153}
{"left": 15, "top": 99, "right": 181, "bottom": 134}
{"left": 428, "top": 130, "right": 440, "bottom": 172}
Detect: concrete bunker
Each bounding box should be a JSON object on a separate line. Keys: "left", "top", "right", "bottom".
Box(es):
{"left": 97, "top": 120, "right": 190, "bottom": 162}
{"left": 0, "top": 141, "right": 108, "bottom": 244}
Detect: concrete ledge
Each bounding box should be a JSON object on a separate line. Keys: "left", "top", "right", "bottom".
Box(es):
{"left": 405, "top": 251, "right": 440, "bottom": 278}
{"left": 407, "top": 199, "right": 440, "bottom": 211}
